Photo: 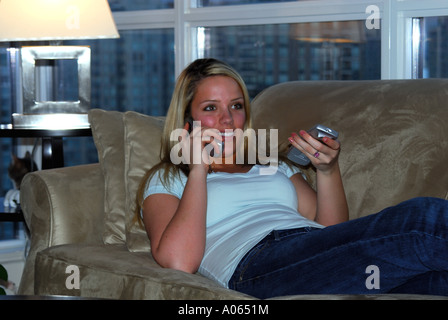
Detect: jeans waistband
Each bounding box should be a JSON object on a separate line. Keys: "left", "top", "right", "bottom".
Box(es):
{"left": 268, "top": 227, "right": 321, "bottom": 241}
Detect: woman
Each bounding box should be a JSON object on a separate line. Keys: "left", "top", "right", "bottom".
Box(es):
{"left": 137, "top": 58, "right": 448, "bottom": 298}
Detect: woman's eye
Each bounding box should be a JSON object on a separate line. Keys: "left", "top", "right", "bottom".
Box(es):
{"left": 232, "top": 103, "right": 243, "bottom": 109}
{"left": 204, "top": 105, "right": 216, "bottom": 111}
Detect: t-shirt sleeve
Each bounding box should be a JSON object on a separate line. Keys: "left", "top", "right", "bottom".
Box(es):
{"left": 278, "top": 161, "right": 307, "bottom": 180}
{"left": 143, "top": 168, "right": 186, "bottom": 200}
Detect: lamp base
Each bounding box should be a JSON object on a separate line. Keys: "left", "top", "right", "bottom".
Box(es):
{"left": 12, "top": 113, "right": 90, "bottom": 130}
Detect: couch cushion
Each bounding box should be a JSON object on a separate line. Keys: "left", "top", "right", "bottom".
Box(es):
{"left": 251, "top": 79, "right": 448, "bottom": 219}
{"left": 123, "top": 111, "right": 165, "bottom": 251}
{"left": 89, "top": 109, "right": 126, "bottom": 244}
{"left": 34, "top": 244, "right": 251, "bottom": 299}
{"left": 35, "top": 244, "right": 446, "bottom": 300}
{"left": 89, "top": 109, "right": 165, "bottom": 250}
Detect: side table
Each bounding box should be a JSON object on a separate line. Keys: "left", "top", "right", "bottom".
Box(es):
{"left": 0, "top": 125, "right": 92, "bottom": 169}
{"left": 0, "top": 125, "right": 92, "bottom": 223}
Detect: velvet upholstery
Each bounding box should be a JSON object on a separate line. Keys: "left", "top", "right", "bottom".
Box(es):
{"left": 251, "top": 79, "right": 448, "bottom": 220}
{"left": 88, "top": 109, "right": 126, "bottom": 245}
{"left": 123, "top": 111, "right": 165, "bottom": 251}
{"left": 18, "top": 79, "right": 448, "bottom": 299}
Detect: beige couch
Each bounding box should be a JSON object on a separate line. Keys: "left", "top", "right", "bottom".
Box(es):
{"left": 17, "top": 79, "right": 448, "bottom": 299}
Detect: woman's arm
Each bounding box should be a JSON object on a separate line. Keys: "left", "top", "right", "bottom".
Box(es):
{"left": 314, "top": 160, "right": 349, "bottom": 225}
{"left": 289, "top": 130, "right": 349, "bottom": 226}
{"left": 142, "top": 122, "right": 215, "bottom": 273}
{"left": 142, "top": 166, "right": 208, "bottom": 274}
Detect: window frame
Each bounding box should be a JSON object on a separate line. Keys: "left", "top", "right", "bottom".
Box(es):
{"left": 110, "top": 0, "right": 448, "bottom": 80}
{"left": 392, "top": 0, "right": 448, "bottom": 79}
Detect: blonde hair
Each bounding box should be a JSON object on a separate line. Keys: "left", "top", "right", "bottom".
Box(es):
{"left": 135, "top": 59, "right": 253, "bottom": 218}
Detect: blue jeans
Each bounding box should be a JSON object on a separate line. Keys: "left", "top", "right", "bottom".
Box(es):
{"left": 228, "top": 197, "right": 448, "bottom": 298}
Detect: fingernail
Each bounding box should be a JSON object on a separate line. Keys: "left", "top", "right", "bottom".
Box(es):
{"left": 288, "top": 137, "right": 294, "bottom": 143}
{"left": 299, "top": 130, "right": 306, "bottom": 136}
{"left": 291, "top": 132, "right": 298, "bottom": 137}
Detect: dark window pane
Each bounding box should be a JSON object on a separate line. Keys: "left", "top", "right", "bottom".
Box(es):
{"left": 198, "top": 21, "right": 381, "bottom": 98}
{"left": 63, "top": 29, "right": 175, "bottom": 167}
{"left": 413, "top": 16, "right": 448, "bottom": 79}
{"left": 108, "top": 0, "right": 174, "bottom": 11}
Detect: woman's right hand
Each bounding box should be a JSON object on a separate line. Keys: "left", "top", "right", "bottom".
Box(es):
{"left": 182, "top": 121, "right": 222, "bottom": 173}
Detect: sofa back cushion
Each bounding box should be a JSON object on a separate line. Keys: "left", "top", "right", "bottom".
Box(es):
{"left": 123, "top": 111, "right": 165, "bottom": 251}
{"left": 89, "top": 109, "right": 164, "bottom": 251}
{"left": 89, "top": 109, "right": 127, "bottom": 244}
{"left": 251, "top": 79, "right": 448, "bottom": 219}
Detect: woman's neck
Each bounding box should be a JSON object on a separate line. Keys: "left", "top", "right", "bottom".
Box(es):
{"left": 208, "top": 161, "right": 253, "bottom": 174}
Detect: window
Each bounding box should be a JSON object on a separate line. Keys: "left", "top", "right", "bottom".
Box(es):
{"left": 63, "top": 28, "right": 175, "bottom": 168}
{"left": 197, "top": 21, "right": 381, "bottom": 98}
{"left": 0, "top": 49, "right": 14, "bottom": 196}
{"left": 68, "top": 29, "right": 175, "bottom": 116}
{"left": 412, "top": 16, "right": 448, "bottom": 79}
{"left": 108, "top": 0, "right": 174, "bottom": 11}
{"left": 0, "top": 49, "right": 25, "bottom": 242}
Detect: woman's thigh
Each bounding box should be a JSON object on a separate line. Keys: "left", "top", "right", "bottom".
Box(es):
{"left": 229, "top": 197, "right": 448, "bottom": 298}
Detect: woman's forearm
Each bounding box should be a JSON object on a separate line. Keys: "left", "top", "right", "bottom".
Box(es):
{"left": 315, "top": 162, "right": 349, "bottom": 226}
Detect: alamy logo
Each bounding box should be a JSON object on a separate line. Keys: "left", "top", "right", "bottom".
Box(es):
{"left": 65, "top": 265, "right": 80, "bottom": 290}
{"left": 66, "top": 5, "right": 80, "bottom": 30}
{"left": 365, "top": 5, "right": 381, "bottom": 30}
{"left": 169, "top": 123, "right": 279, "bottom": 175}
{"left": 365, "top": 265, "right": 380, "bottom": 290}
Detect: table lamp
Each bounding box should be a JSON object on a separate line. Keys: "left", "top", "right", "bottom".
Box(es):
{"left": 0, "top": 0, "right": 119, "bottom": 129}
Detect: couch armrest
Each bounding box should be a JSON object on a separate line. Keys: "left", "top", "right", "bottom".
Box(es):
{"left": 18, "top": 163, "right": 105, "bottom": 294}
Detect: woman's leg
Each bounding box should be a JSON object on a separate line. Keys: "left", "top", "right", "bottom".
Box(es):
{"left": 389, "top": 271, "right": 448, "bottom": 295}
{"left": 229, "top": 197, "right": 448, "bottom": 298}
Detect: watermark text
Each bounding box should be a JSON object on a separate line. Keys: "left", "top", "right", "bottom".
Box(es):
{"left": 366, "top": 5, "right": 380, "bottom": 30}
{"left": 170, "top": 123, "right": 279, "bottom": 175}
{"left": 365, "top": 265, "right": 380, "bottom": 290}
{"left": 65, "top": 265, "right": 80, "bottom": 290}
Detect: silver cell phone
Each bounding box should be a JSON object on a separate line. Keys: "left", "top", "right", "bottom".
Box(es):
{"left": 287, "top": 124, "right": 339, "bottom": 166}
{"left": 185, "top": 116, "right": 223, "bottom": 158}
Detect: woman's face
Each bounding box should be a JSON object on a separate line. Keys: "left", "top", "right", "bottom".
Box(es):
{"left": 190, "top": 75, "right": 246, "bottom": 130}
{"left": 190, "top": 75, "right": 246, "bottom": 158}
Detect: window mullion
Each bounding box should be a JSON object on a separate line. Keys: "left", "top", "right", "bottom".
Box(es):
{"left": 174, "top": 0, "right": 192, "bottom": 77}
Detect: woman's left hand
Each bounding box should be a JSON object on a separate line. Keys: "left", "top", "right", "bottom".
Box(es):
{"left": 289, "top": 130, "right": 348, "bottom": 226}
{"left": 288, "top": 130, "right": 341, "bottom": 174}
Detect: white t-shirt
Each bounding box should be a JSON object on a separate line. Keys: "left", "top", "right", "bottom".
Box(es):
{"left": 144, "top": 162, "right": 324, "bottom": 288}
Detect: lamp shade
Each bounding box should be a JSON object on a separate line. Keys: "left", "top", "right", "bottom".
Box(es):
{"left": 0, "top": 0, "right": 119, "bottom": 42}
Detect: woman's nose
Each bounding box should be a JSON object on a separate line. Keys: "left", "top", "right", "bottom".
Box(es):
{"left": 220, "top": 108, "right": 233, "bottom": 125}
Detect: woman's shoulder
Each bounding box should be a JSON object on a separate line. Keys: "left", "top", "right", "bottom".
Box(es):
{"left": 273, "top": 160, "right": 309, "bottom": 182}
{"left": 145, "top": 164, "right": 187, "bottom": 199}
{"left": 149, "top": 165, "right": 187, "bottom": 184}
{"left": 276, "top": 160, "right": 303, "bottom": 177}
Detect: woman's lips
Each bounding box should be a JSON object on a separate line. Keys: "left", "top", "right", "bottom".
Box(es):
{"left": 219, "top": 131, "right": 234, "bottom": 141}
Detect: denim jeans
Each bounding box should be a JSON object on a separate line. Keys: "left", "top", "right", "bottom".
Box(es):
{"left": 228, "top": 197, "right": 448, "bottom": 298}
